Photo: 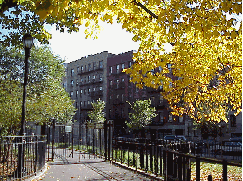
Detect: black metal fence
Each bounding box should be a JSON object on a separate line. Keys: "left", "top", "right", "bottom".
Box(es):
{"left": 75, "top": 128, "right": 242, "bottom": 181}
{"left": 189, "top": 140, "right": 242, "bottom": 161}
{"left": 0, "top": 135, "right": 46, "bottom": 180}
{"left": 72, "top": 122, "right": 108, "bottom": 159}
{"left": 110, "top": 137, "right": 242, "bottom": 180}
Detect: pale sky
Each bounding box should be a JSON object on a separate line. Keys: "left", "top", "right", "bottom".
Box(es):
{"left": 45, "top": 22, "right": 141, "bottom": 63}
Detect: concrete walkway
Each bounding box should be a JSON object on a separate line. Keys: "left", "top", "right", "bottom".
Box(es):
{"left": 30, "top": 151, "right": 152, "bottom": 181}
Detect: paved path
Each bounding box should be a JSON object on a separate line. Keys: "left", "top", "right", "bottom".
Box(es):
{"left": 31, "top": 151, "right": 152, "bottom": 181}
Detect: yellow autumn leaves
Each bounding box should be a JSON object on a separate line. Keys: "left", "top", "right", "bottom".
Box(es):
{"left": 7, "top": 0, "right": 242, "bottom": 123}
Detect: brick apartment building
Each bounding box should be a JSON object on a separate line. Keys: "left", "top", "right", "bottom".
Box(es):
{"left": 66, "top": 51, "right": 114, "bottom": 123}
{"left": 65, "top": 51, "right": 242, "bottom": 140}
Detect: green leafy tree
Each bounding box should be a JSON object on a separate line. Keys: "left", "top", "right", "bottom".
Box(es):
{"left": 88, "top": 98, "right": 106, "bottom": 124}
{"left": 0, "top": 45, "right": 76, "bottom": 135}
{"left": 126, "top": 99, "right": 157, "bottom": 130}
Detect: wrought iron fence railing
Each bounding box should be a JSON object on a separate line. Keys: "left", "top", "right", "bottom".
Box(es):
{"left": 0, "top": 135, "right": 46, "bottom": 180}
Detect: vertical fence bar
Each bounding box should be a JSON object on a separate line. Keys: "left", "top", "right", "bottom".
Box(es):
{"left": 146, "top": 140, "right": 148, "bottom": 172}
{"left": 223, "top": 159, "right": 227, "bottom": 181}
{"left": 163, "top": 150, "right": 166, "bottom": 180}
{"left": 208, "top": 174, "right": 212, "bottom": 181}
{"left": 178, "top": 154, "right": 182, "bottom": 181}
{"left": 160, "top": 146, "right": 162, "bottom": 176}
{"left": 128, "top": 142, "right": 130, "bottom": 167}
{"left": 196, "top": 155, "right": 200, "bottom": 181}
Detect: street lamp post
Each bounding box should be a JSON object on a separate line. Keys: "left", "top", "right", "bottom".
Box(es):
{"left": 16, "top": 34, "right": 33, "bottom": 178}
{"left": 19, "top": 34, "right": 34, "bottom": 135}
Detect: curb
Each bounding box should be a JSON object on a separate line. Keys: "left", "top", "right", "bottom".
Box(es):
{"left": 26, "top": 163, "right": 49, "bottom": 181}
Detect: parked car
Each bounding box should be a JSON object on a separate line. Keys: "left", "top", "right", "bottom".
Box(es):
{"left": 176, "top": 136, "right": 187, "bottom": 142}
{"left": 229, "top": 137, "right": 242, "bottom": 143}
{"left": 214, "top": 141, "right": 242, "bottom": 156}
{"left": 164, "top": 135, "right": 177, "bottom": 141}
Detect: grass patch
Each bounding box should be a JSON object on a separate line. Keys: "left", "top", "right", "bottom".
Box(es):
{"left": 191, "top": 162, "right": 242, "bottom": 181}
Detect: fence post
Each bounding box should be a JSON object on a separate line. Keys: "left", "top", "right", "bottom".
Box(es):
{"left": 104, "top": 120, "right": 107, "bottom": 160}
{"left": 223, "top": 159, "right": 227, "bottom": 181}
{"left": 178, "top": 154, "right": 182, "bottom": 181}
{"left": 196, "top": 155, "right": 200, "bottom": 181}
{"left": 140, "top": 142, "right": 144, "bottom": 169}
{"left": 72, "top": 124, "right": 74, "bottom": 158}
{"left": 163, "top": 150, "right": 167, "bottom": 180}
{"left": 52, "top": 119, "right": 55, "bottom": 161}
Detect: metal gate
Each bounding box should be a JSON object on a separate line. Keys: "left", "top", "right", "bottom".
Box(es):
{"left": 45, "top": 122, "right": 111, "bottom": 162}
{"left": 46, "top": 124, "right": 73, "bottom": 162}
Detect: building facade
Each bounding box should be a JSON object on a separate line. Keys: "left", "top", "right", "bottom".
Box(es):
{"left": 66, "top": 51, "right": 114, "bottom": 123}
{"left": 106, "top": 51, "right": 191, "bottom": 138}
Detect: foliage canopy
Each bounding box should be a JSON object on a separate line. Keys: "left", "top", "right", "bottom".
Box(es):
{"left": 88, "top": 98, "right": 106, "bottom": 124}
{"left": 0, "top": 0, "right": 241, "bottom": 123}
{"left": 126, "top": 99, "right": 157, "bottom": 129}
{"left": 0, "top": 45, "right": 76, "bottom": 135}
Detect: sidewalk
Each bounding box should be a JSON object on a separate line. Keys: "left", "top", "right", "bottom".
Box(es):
{"left": 30, "top": 150, "right": 152, "bottom": 181}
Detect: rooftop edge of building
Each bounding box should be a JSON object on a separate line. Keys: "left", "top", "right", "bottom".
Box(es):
{"left": 69, "top": 50, "right": 135, "bottom": 64}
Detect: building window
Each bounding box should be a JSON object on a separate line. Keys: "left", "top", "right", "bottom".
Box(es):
{"left": 88, "top": 76, "right": 91, "bottom": 82}
{"left": 80, "top": 101, "right": 82, "bottom": 108}
{"left": 81, "top": 66, "right": 83, "bottom": 72}
{"left": 88, "top": 88, "right": 91, "bottom": 94}
{"left": 159, "top": 95, "right": 163, "bottom": 104}
{"left": 109, "top": 95, "right": 112, "bottom": 103}
{"left": 71, "top": 69, "right": 74, "bottom": 76}
{"left": 88, "top": 100, "right": 90, "bottom": 105}
{"left": 88, "top": 63, "right": 91, "bottom": 71}
{"left": 121, "top": 94, "right": 124, "bottom": 101}
{"left": 121, "top": 78, "right": 125, "bottom": 82}
{"left": 121, "top": 63, "right": 125, "bottom": 71}
{"left": 99, "top": 75, "right": 103, "bottom": 81}
{"left": 168, "top": 113, "right": 173, "bottom": 122}
{"left": 167, "top": 63, "right": 172, "bottom": 72}
{"left": 159, "top": 66, "right": 162, "bottom": 73}
{"left": 109, "top": 109, "right": 112, "bottom": 118}
{"left": 76, "top": 90, "right": 78, "bottom": 97}
{"left": 93, "top": 75, "right": 96, "bottom": 80}
{"left": 76, "top": 79, "right": 78, "bottom": 86}
{"left": 136, "top": 86, "right": 139, "bottom": 92}
{"left": 93, "top": 87, "right": 96, "bottom": 92}
{"left": 71, "top": 80, "right": 74, "bottom": 86}
{"left": 70, "top": 91, "right": 73, "bottom": 97}
{"left": 81, "top": 78, "right": 83, "bottom": 84}
{"left": 80, "top": 89, "right": 83, "bottom": 95}
{"left": 109, "top": 66, "right": 112, "bottom": 74}
{"left": 121, "top": 108, "right": 124, "bottom": 118}
{"left": 179, "top": 116, "right": 183, "bottom": 123}
{"left": 159, "top": 112, "right": 164, "bottom": 123}
{"left": 85, "top": 65, "right": 87, "bottom": 72}
{"left": 93, "top": 62, "right": 96, "bottom": 70}
{"left": 84, "top": 101, "right": 86, "bottom": 106}
{"left": 128, "top": 61, "right": 131, "bottom": 68}
{"left": 230, "top": 115, "right": 236, "bottom": 127}
{"left": 116, "top": 79, "right": 119, "bottom": 88}
{"left": 100, "top": 86, "right": 103, "bottom": 91}
{"left": 116, "top": 64, "right": 119, "bottom": 73}
{"left": 169, "top": 81, "right": 172, "bottom": 88}
{"left": 84, "top": 89, "right": 86, "bottom": 95}
{"left": 99, "top": 61, "right": 103, "bottom": 69}
{"left": 77, "top": 67, "right": 79, "bottom": 72}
